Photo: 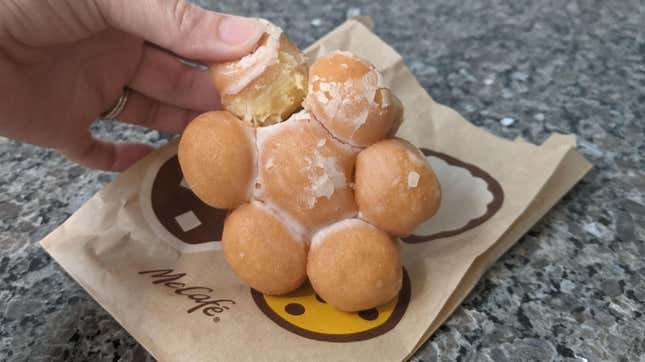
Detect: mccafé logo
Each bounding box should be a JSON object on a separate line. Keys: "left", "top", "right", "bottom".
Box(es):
{"left": 138, "top": 269, "right": 235, "bottom": 322}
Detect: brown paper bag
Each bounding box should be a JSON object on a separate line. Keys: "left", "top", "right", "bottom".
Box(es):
{"left": 40, "top": 19, "right": 591, "bottom": 362}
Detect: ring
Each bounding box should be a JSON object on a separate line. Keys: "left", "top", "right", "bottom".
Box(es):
{"left": 101, "top": 87, "right": 130, "bottom": 120}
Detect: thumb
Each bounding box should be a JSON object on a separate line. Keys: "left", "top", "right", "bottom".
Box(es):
{"left": 96, "top": 0, "right": 265, "bottom": 62}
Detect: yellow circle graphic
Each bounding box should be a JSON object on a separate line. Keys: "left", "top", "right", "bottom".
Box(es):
{"left": 251, "top": 268, "right": 410, "bottom": 342}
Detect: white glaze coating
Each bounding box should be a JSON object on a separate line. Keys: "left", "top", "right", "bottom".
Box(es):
{"left": 401, "top": 142, "right": 428, "bottom": 166}
{"left": 379, "top": 89, "right": 391, "bottom": 108}
{"left": 303, "top": 150, "right": 347, "bottom": 208}
{"left": 245, "top": 125, "right": 259, "bottom": 200}
{"left": 306, "top": 50, "right": 387, "bottom": 145}
{"left": 310, "top": 218, "right": 370, "bottom": 249}
{"left": 317, "top": 139, "right": 327, "bottom": 148}
{"left": 217, "top": 19, "right": 282, "bottom": 95}
{"left": 251, "top": 200, "right": 306, "bottom": 242}
{"left": 255, "top": 110, "right": 355, "bottom": 208}
{"left": 254, "top": 111, "right": 307, "bottom": 200}
{"left": 407, "top": 171, "right": 420, "bottom": 188}
{"left": 254, "top": 111, "right": 293, "bottom": 201}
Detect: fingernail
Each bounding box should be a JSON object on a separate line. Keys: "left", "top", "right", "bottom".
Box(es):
{"left": 218, "top": 16, "right": 263, "bottom": 46}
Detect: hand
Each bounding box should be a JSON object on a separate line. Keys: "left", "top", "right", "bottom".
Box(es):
{"left": 0, "top": 0, "right": 264, "bottom": 171}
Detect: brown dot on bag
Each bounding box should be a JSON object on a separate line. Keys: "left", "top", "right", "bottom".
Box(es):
{"left": 358, "top": 308, "right": 379, "bottom": 321}
{"left": 284, "top": 303, "right": 305, "bottom": 316}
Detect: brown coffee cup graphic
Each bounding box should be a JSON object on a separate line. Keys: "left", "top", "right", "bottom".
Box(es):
{"left": 140, "top": 145, "right": 228, "bottom": 252}
{"left": 251, "top": 268, "right": 411, "bottom": 342}
{"left": 150, "top": 155, "right": 227, "bottom": 243}
{"left": 403, "top": 149, "right": 504, "bottom": 243}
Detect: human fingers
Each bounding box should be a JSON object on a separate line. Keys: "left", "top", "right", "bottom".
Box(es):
{"left": 114, "top": 90, "right": 200, "bottom": 134}
{"left": 61, "top": 136, "right": 154, "bottom": 172}
{"left": 95, "top": 0, "right": 265, "bottom": 62}
{"left": 128, "top": 45, "right": 220, "bottom": 111}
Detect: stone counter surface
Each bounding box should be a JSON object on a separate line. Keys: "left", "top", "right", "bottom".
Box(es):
{"left": 1, "top": 0, "right": 643, "bottom": 361}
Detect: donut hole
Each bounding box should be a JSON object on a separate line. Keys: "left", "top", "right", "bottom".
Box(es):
{"left": 256, "top": 112, "right": 358, "bottom": 233}
{"left": 178, "top": 111, "right": 255, "bottom": 209}
{"left": 214, "top": 32, "right": 307, "bottom": 127}
{"left": 307, "top": 219, "right": 402, "bottom": 312}
{"left": 355, "top": 139, "right": 441, "bottom": 236}
{"left": 221, "top": 202, "right": 307, "bottom": 295}
{"left": 304, "top": 51, "right": 403, "bottom": 147}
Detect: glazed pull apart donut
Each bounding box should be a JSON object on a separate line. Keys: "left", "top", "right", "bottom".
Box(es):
{"left": 177, "top": 21, "right": 442, "bottom": 311}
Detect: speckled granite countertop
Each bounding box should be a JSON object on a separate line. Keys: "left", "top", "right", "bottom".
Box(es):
{"left": 1, "top": 0, "right": 644, "bottom": 361}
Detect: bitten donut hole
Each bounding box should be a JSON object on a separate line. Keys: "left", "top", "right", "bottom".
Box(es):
{"left": 210, "top": 20, "right": 308, "bottom": 127}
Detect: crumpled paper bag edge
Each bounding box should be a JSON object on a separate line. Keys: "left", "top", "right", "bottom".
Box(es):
{"left": 406, "top": 145, "right": 592, "bottom": 359}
